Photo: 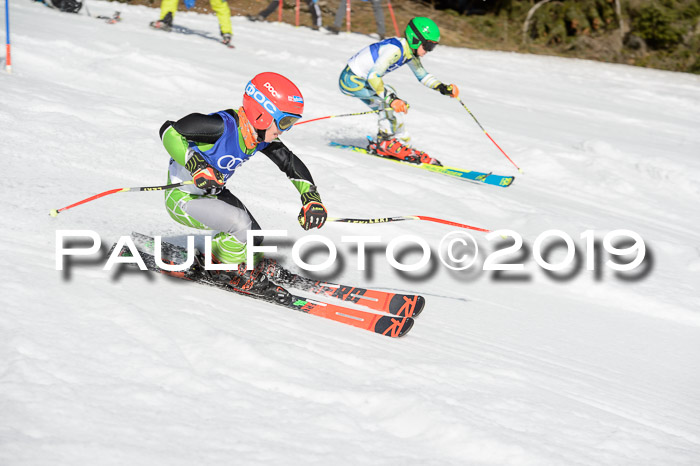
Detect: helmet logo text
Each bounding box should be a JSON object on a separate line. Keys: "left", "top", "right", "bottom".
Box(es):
{"left": 246, "top": 83, "right": 278, "bottom": 117}
{"left": 263, "top": 82, "right": 281, "bottom": 98}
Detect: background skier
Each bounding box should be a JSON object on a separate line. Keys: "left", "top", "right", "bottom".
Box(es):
{"left": 328, "top": 0, "right": 385, "bottom": 39}
{"left": 248, "top": 0, "right": 322, "bottom": 31}
{"left": 158, "top": 72, "right": 328, "bottom": 302}
{"left": 150, "top": 0, "right": 235, "bottom": 46}
{"left": 338, "top": 17, "right": 460, "bottom": 165}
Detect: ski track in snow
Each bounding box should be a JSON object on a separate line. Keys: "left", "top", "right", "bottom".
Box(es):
{"left": 2, "top": 2, "right": 700, "bottom": 465}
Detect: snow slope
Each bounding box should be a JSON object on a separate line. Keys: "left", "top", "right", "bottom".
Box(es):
{"left": 2, "top": 2, "right": 700, "bottom": 464}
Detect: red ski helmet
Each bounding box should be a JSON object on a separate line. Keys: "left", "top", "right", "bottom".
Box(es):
{"left": 242, "top": 72, "right": 304, "bottom": 131}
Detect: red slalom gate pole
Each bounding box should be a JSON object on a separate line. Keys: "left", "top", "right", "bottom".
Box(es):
{"left": 278, "top": 0, "right": 283, "bottom": 22}
{"left": 49, "top": 181, "right": 193, "bottom": 217}
{"left": 386, "top": 0, "right": 399, "bottom": 37}
{"left": 346, "top": 0, "right": 351, "bottom": 33}
{"left": 328, "top": 215, "right": 491, "bottom": 233}
{"left": 295, "top": 0, "right": 299, "bottom": 27}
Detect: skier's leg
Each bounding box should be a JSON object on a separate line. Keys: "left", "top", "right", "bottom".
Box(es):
{"left": 331, "top": 0, "right": 346, "bottom": 31}
{"left": 160, "top": 0, "right": 178, "bottom": 21}
{"left": 338, "top": 66, "right": 386, "bottom": 134}
{"left": 338, "top": 66, "right": 380, "bottom": 103}
{"left": 372, "top": 84, "right": 408, "bottom": 142}
{"left": 338, "top": 67, "right": 412, "bottom": 151}
{"left": 307, "top": 0, "right": 322, "bottom": 29}
{"left": 151, "top": 0, "right": 177, "bottom": 30}
{"left": 164, "top": 184, "right": 259, "bottom": 255}
{"left": 371, "top": 0, "right": 386, "bottom": 39}
{"left": 210, "top": 0, "right": 233, "bottom": 36}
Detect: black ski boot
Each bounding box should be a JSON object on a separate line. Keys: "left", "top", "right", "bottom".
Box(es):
{"left": 256, "top": 257, "right": 295, "bottom": 285}
{"left": 150, "top": 12, "right": 173, "bottom": 32}
{"left": 231, "top": 264, "right": 293, "bottom": 305}
{"left": 203, "top": 256, "right": 293, "bottom": 305}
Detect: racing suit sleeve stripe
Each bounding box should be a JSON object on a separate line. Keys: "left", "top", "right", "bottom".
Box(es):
{"left": 408, "top": 57, "right": 443, "bottom": 90}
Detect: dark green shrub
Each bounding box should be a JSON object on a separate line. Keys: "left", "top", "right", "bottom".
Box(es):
{"left": 631, "top": 5, "right": 684, "bottom": 49}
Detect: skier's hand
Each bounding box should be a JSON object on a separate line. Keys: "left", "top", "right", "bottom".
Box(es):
{"left": 192, "top": 166, "right": 225, "bottom": 195}
{"left": 437, "top": 83, "right": 459, "bottom": 98}
{"left": 298, "top": 191, "right": 327, "bottom": 230}
{"left": 185, "top": 150, "right": 225, "bottom": 195}
{"left": 386, "top": 93, "right": 408, "bottom": 113}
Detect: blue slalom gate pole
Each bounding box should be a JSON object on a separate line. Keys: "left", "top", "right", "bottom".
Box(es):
{"left": 4, "top": 0, "right": 10, "bottom": 73}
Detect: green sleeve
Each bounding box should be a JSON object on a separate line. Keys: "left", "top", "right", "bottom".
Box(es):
{"left": 162, "top": 126, "right": 189, "bottom": 167}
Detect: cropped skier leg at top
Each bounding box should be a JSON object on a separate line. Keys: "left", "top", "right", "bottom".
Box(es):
{"left": 155, "top": 0, "right": 231, "bottom": 35}
{"left": 157, "top": 0, "right": 178, "bottom": 24}
{"left": 307, "top": 0, "right": 322, "bottom": 29}
{"left": 209, "top": 0, "right": 233, "bottom": 35}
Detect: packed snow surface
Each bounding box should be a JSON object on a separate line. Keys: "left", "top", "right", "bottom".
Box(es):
{"left": 2, "top": 2, "right": 700, "bottom": 465}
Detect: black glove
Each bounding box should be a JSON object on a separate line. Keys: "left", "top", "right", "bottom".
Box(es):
{"left": 436, "top": 83, "right": 459, "bottom": 98}
{"left": 185, "top": 150, "right": 225, "bottom": 195}
{"left": 298, "top": 190, "right": 328, "bottom": 230}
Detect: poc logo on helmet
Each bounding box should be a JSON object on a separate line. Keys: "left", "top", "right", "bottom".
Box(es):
{"left": 263, "top": 82, "right": 281, "bottom": 98}
{"left": 246, "top": 84, "right": 278, "bottom": 115}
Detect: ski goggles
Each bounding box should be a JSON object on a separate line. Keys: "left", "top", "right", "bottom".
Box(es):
{"left": 245, "top": 81, "right": 302, "bottom": 131}
{"left": 422, "top": 40, "right": 438, "bottom": 52}
{"left": 409, "top": 22, "right": 438, "bottom": 52}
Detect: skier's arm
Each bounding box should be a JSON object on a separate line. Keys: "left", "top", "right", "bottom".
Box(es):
{"left": 159, "top": 113, "right": 225, "bottom": 166}
{"left": 407, "top": 58, "right": 460, "bottom": 98}
{"left": 260, "top": 141, "right": 317, "bottom": 195}
{"left": 261, "top": 141, "right": 328, "bottom": 230}
{"left": 159, "top": 113, "right": 226, "bottom": 194}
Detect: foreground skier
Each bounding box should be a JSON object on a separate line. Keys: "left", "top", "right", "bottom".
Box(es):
{"left": 338, "top": 17, "right": 460, "bottom": 165}
{"left": 159, "top": 72, "right": 328, "bottom": 303}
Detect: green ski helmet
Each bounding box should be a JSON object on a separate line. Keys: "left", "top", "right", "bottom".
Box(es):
{"left": 405, "top": 17, "right": 440, "bottom": 52}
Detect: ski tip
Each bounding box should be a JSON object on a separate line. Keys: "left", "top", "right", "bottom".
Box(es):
{"left": 375, "top": 315, "right": 415, "bottom": 338}
{"left": 413, "top": 296, "right": 426, "bottom": 318}
{"left": 389, "top": 294, "right": 425, "bottom": 319}
{"left": 503, "top": 177, "right": 515, "bottom": 187}
{"left": 397, "top": 317, "right": 415, "bottom": 337}
{"left": 49, "top": 209, "right": 59, "bottom": 217}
